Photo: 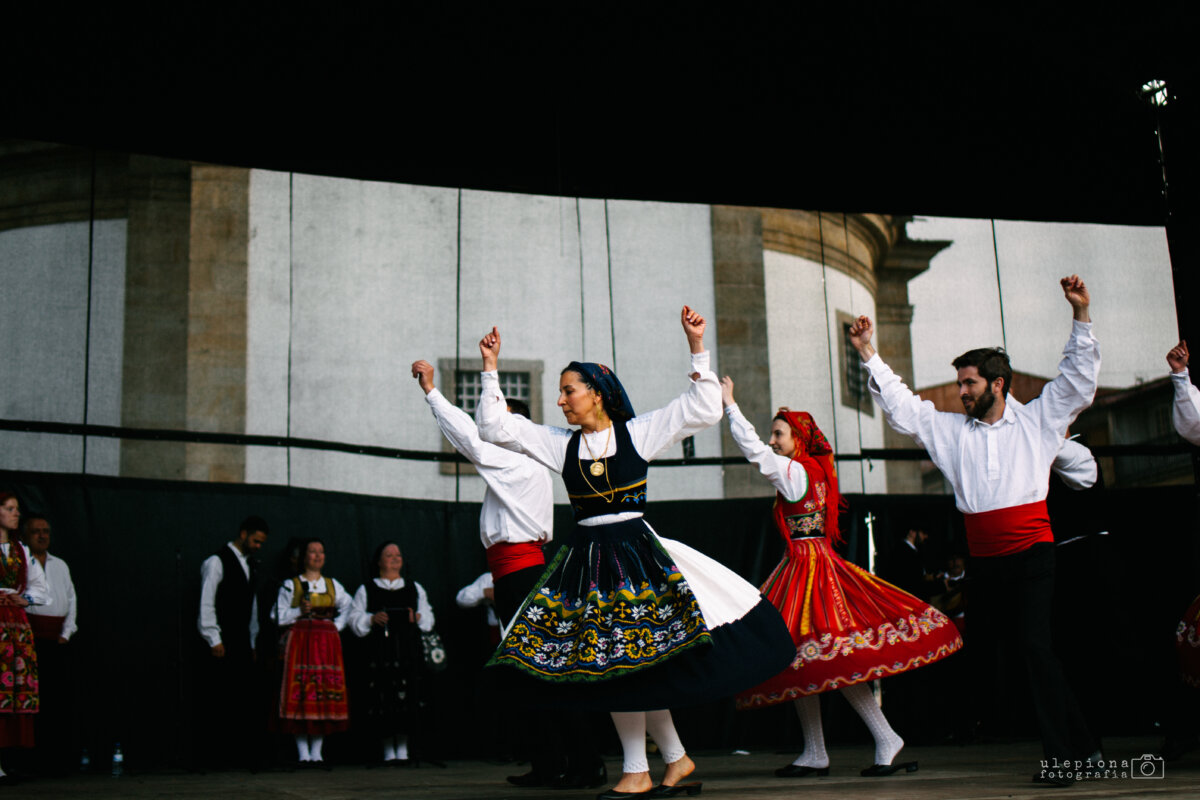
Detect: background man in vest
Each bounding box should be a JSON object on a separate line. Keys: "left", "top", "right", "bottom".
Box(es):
{"left": 197, "top": 516, "right": 269, "bottom": 769}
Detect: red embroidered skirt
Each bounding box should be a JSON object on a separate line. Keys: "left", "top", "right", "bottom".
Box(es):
{"left": 278, "top": 619, "right": 349, "bottom": 734}
{"left": 1177, "top": 592, "right": 1200, "bottom": 689}
{"left": 736, "top": 537, "right": 963, "bottom": 708}
{"left": 0, "top": 605, "right": 38, "bottom": 747}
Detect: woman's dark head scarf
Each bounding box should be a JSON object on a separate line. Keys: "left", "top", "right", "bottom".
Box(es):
{"left": 563, "top": 361, "right": 636, "bottom": 423}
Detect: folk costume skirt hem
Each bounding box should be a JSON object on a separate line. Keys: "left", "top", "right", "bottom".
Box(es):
{"left": 487, "top": 518, "right": 793, "bottom": 712}
{"left": 737, "top": 537, "right": 963, "bottom": 709}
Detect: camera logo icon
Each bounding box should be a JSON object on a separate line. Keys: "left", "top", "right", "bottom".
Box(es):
{"left": 1132, "top": 754, "right": 1165, "bottom": 779}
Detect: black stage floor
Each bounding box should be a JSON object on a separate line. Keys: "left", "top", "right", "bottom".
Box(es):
{"left": 12, "top": 736, "right": 1199, "bottom": 799}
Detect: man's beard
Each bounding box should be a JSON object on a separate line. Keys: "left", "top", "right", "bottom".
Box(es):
{"left": 965, "top": 388, "right": 995, "bottom": 420}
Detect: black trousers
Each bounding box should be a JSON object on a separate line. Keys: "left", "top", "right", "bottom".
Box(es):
{"left": 493, "top": 563, "right": 604, "bottom": 779}
{"left": 970, "top": 543, "right": 1095, "bottom": 762}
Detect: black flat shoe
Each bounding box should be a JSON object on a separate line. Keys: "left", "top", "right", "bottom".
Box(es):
{"left": 775, "top": 763, "right": 829, "bottom": 777}
{"left": 596, "top": 788, "right": 652, "bottom": 799}
{"left": 648, "top": 781, "right": 702, "bottom": 797}
{"left": 860, "top": 761, "right": 918, "bottom": 777}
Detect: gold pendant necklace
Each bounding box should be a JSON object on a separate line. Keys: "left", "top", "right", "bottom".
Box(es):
{"left": 579, "top": 424, "right": 616, "bottom": 502}
{"left": 581, "top": 424, "right": 612, "bottom": 477}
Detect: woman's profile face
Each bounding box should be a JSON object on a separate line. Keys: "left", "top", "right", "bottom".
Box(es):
{"left": 0, "top": 498, "right": 19, "bottom": 533}
{"left": 303, "top": 541, "right": 326, "bottom": 572}
{"left": 557, "top": 371, "right": 603, "bottom": 427}
{"left": 769, "top": 419, "right": 797, "bottom": 459}
{"left": 379, "top": 544, "right": 403, "bottom": 575}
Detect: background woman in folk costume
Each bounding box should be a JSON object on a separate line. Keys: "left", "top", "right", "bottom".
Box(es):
{"left": 0, "top": 491, "right": 49, "bottom": 782}
{"left": 275, "top": 538, "right": 353, "bottom": 767}
{"left": 477, "top": 307, "right": 794, "bottom": 799}
{"left": 720, "top": 379, "right": 962, "bottom": 778}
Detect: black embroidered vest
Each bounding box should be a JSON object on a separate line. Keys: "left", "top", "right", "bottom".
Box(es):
{"left": 562, "top": 421, "right": 648, "bottom": 522}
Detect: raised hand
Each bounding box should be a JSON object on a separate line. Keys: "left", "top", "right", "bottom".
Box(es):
{"left": 1060, "top": 275, "right": 1091, "bottom": 321}
{"left": 1168, "top": 340, "right": 1190, "bottom": 373}
{"left": 681, "top": 305, "right": 707, "bottom": 354}
{"left": 848, "top": 315, "right": 875, "bottom": 359}
{"left": 479, "top": 327, "right": 501, "bottom": 371}
{"left": 720, "top": 375, "right": 736, "bottom": 408}
{"left": 411, "top": 360, "right": 435, "bottom": 394}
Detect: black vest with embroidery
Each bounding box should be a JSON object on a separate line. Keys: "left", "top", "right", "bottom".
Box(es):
{"left": 562, "top": 421, "right": 648, "bottom": 522}
{"left": 214, "top": 545, "right": 257, "bottom": 656}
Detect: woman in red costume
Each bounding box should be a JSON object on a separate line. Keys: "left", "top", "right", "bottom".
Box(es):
{"left": 0, "top": 491, "right": 49, "bottom": 783}
{"left": 720, "top": 379, "right": 962, "bottom": 778}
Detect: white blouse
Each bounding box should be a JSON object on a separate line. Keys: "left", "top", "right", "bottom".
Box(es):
{"left": 724, "top": 403, "right": 809, "bottom": 503}
{"left": 349, "top": 577, "right": 435, "bottom": 637}
{"left": 477, "top": 351, "right": 723, "bottom": 525}
{"left": 274, "top": 576, "right": 352, "bottom": 631}
{"left": 0, "top": 541, "right": 50, "bottom": 605}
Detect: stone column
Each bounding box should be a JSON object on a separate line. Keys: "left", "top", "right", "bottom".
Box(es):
{"left": 712, "top": 206, "right": 774, "bottom": 498}
{"left": 120, "top": 156, "right": 193, "bottom": 479}
{"left": 185, "top": 166, "right": 250, "bottom": 482}
{"left": 875, "top": 229, "right": 950, "bottom": 494}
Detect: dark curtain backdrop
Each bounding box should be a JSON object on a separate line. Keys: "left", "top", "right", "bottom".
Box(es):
{"left": 3, "top": 468, "right": 1195, "bottom": 769}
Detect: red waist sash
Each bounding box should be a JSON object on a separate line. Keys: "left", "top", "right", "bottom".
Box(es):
{"left": 963, "top": 500, "right": 1054, "bottom": 557}
{"left": 27, "top": 613, "right": 66, "bottom": 640}
{"left": 486, "top": 541, "right": 545, "bottom": 581}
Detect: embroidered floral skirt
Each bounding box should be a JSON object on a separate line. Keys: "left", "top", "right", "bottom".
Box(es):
{"left": 0, "top": 605, "right": 37, "bottom": 747}
{"left": 488, "top": 518, "right": 794, "bottom": 711}
{"left": 737, "top": 536, "right": 963, "bottom": 709}
{"left": 1177, "top": 591, "right": 1200, "bottom": 689}
{"left": 279, "top": 619, "right": 350, "bottom": 734}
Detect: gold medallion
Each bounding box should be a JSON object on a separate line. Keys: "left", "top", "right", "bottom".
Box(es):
{"left": 589, "top": 461, "right": 605, "bottom": 476}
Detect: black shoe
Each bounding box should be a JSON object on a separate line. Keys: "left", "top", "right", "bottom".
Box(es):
{"left": 596, "top": 789, "right": 652, "bottom": 800}
{"left": 648, "top": 781, "right": 702, "bottom": 797}
{"left": 1032, "top": 771, "right": 1076, "bottom": 787}
{"left": 774, "top": 763, "right": 829, "bottom": 777}
{"left": 860, "top": 761, "right": 918, "bottom": 777}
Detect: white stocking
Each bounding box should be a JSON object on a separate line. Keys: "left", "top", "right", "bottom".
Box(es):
{"left": 610, "top": 710, "right": 650, "bottom": 774}
{"left": 645, "top": 709, "right": 687, "bottom": 764}
{"left": 295, "top": 734, "right": 311, "bottom": 761}
{"left": 310, "top": 734, "right": 325, "bottom": 762}
{"left": 791, "top": 695, "right": 829, "bottom": 768}
{"left": 842, "top": 683, "right": 904, "bottom": 765}
{"left": 394, "top": 734, "right": 409, "bottom": 759}
{"left": 382, "top": 737, "right": 397, "bottom": 761}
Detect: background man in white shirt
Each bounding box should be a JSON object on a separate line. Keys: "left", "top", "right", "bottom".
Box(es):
{"left": 412, "top": 360, "right": 606, "bottom": 791}
{"left": 196, "top": 516, "right": 269, "bottom": 770}
{"left": 849, "top": 275, "right": 1100, "bottom": 786}
{"left": 23, "top": 514, "right": 77, "bottom": 775}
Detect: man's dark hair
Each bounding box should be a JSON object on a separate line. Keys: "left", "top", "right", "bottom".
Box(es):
{"left": 22, "top": 513, "right": 50, "bottom": 530}
{"left": 507, "top": 398, "right": 532, "bottom": 419}
{"left": 951, "top": 347, "right": 1012, "bottom": 397}
{"left": 239, "top": 515, "right": 270, "bottom": 537}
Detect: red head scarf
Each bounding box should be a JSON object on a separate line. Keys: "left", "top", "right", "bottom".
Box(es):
{"left": 774, "top": 408, "right": 845, "bottom": 547}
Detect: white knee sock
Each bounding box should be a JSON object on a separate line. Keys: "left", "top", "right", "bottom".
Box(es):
{"left": 791, "top": 695, "right": 829, "bottom": 768}
{"left": 382, "top": 737, "right": 397, "bottom": 761}
{"left": 295, "top": 734, "right": 311, "bottom": 761}
{"left": 310, "top": 734, "right": 325, "bottom": 762}
{"left": 645, "top": 709, "right": 687, "bottom": 764}
{"left": 394, "top": 735, "right": 409, "bottom": 759}
{"left": 842, "top": 682, "right": 904, "bottom": 765}
{"left": 611, "top": 710, "right": 650, "bottom": 774}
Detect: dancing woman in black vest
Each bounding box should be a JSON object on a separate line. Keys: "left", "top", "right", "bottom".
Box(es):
{"left": 349, "top": 542, "right": 433, "bottom": 765}
{"left": 477, "top": 307, "right": 794, "bottom": 799}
